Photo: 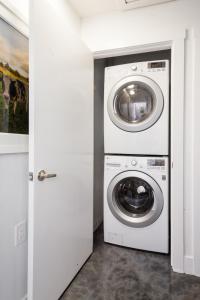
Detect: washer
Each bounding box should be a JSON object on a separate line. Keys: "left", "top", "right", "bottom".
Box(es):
{"left": 104, "top": 60, "right": 169, "bottom": 155}
{"left": 104, "top": 155, "right": 169, "bottom": 253}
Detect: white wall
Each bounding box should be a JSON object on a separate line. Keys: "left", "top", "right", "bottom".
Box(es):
{"left": 81, "top": 0, "right": 200, "bottom": 275}
{"left": 0, "top": 154, "right": 28, "bottom": 300}
{"left": 81, "top": 0, "right": 199, "bottom": 52}
{"left": 9, "top": 0, "right": 29, "bottom": 21}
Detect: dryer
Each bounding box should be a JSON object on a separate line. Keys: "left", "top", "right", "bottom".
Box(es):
{"left": 104, "top": 60, "right": 169, "bottom": 155}
{"left": 104, "top": 155, "right": 169, "bottom": 253}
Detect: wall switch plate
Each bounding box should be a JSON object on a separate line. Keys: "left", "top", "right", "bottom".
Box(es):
{"left": 15, "top": 220, "right": 27, "bottom": 247}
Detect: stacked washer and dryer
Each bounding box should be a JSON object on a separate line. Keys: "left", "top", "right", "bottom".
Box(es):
{"left": 104, "top": 60, "right": 169, "bottom": 253}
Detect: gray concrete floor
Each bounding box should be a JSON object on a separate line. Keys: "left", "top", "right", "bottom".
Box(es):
{"left": 61, "top": 225, "right": 200, "bottom": 300}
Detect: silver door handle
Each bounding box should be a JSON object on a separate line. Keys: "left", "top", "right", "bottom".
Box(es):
{"left": 38, "top": 170, "right": 57, "bottom": 181}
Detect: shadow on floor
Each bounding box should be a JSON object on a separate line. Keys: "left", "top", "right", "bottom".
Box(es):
{"left": 61, "top": 225, "right": 200, "bottom": 300}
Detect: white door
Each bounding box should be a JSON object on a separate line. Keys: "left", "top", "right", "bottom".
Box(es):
{"left": 28, "top": 1, "right": 93, "bottom": 300}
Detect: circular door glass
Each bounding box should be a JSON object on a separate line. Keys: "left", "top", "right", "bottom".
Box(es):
{"left": 114, "top": 177, "right": 154, "bottom": 217}
{"left": 114, "top": 82, "right": 155, "bottom": 124}
{"left": 107, "top": 75, "right": 164, "bottom": 132}
{"left": 107, "top": 170, "right": 164, "bottom": 228}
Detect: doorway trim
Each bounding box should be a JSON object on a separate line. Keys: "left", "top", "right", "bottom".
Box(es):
{"left": 193, "top": 32, "right": 200, "bottom": 277}
{"left": 93, "top": 32, "right": 186, "bottom": 273}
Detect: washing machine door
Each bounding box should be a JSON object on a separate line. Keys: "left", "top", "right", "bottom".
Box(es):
{"left": 107, "top": 76, "right": 164, "bottom": 132}
{"left": 107, "top": 171, "right": 164, "bottom": 228}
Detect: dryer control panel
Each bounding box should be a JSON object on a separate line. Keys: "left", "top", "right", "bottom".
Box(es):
{"left": 129, "top": 60, "right": 167, "bottom": 73}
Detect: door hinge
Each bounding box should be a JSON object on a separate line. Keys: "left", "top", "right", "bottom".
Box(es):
{"left": 29, "top": 172, "right": 33, "bottom": 181}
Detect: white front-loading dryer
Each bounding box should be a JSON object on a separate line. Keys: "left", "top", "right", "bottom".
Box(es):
{"left": 104, "top": 60, "right": 169, "bottom": 155}
{"left": 104, "top": 155, "right": 169, "bottom": 253}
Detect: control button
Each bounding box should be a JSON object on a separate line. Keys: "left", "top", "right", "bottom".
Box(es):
{"left": 131, "top": 65, "right": 137, "bottom": 71}
{"left": 131, "top": 160, "right": 137, "bottom": 166}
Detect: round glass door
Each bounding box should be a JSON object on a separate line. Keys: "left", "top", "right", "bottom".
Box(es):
{"left": 115, "top": 177, "right": 154, "bottom": 217}
{"left": 107, "top": 76, "right": 164, "bottom": 132}
{"left": 107, "top": 171, "right": 164, "bottom": 228}
{"left": 115, "top": 82, "right": 154, "bottom": 124}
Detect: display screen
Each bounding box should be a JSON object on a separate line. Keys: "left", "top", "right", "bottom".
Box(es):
{"left": 147, "top": 159, "right": 165, "bottom": 167}
{"left": 148, "top": 62, "right": 166, "bottom": 69}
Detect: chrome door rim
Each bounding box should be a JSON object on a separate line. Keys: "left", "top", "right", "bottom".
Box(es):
{"left": 107, "top": 75, "right": 164, "bottom": 132}
{"left": 107, "top": 171, "right": 164, "bottom": 228}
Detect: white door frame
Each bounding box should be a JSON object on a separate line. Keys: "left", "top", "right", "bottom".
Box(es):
{"left": 93, "top": 32, "right": 186, "bottom": 273}
{"left": 193, "top": 32, "right": 200, "bottom": 277}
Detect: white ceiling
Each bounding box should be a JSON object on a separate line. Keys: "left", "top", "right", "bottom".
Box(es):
{"left": 68, "top": 0, "right": 120, "bottom": 18}
{"left": 68, "top": 0, "right": 176, "bottom": 18}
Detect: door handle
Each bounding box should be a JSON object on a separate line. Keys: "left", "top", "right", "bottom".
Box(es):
{"left": 38, "top": 170, "right": 57, "bottom": 181}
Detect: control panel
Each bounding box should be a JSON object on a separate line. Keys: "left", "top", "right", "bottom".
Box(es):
{"left": 105, "top": 156, "right": 167, "bottom": 171}
{"left": 130, "top": 60, "right": 167, "bottom": 73}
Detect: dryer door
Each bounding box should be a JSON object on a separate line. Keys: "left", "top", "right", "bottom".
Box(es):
{"left": 107, "top": 171, "right": 164, "bottom": 227}
{"left": 107, "top": 76, "right": 164, "bottom": 132}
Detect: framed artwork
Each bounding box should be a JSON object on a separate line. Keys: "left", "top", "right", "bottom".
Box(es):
{"left": 0, "top": 16, "right": 28, "bottom": 134}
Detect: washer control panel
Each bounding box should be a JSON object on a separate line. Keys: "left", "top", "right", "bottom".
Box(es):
{"left": 105, "top": 156, "right": 167, "bottom": 171}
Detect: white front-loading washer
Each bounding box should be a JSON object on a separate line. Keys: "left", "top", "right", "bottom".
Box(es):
{"left": 104, "top": 60, "right": 169, "bottom": 155}
{"left": 104, "top": 155, "right": 169, "bottom": 253}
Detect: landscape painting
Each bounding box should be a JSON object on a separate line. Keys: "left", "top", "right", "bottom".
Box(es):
{"left": 0, "top": 17, "right": 29, "bottom": 134}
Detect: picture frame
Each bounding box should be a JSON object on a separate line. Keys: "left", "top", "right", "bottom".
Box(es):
{"left": 0, "top": 1, "right": 29, "bottom": 153}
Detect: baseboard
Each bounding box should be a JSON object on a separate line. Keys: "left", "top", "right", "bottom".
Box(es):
{"left": 21, "top": 294, "right": 27, "bottom": 300}
{"left": 184, "top": 255, "right": 194, "bottom": 275}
